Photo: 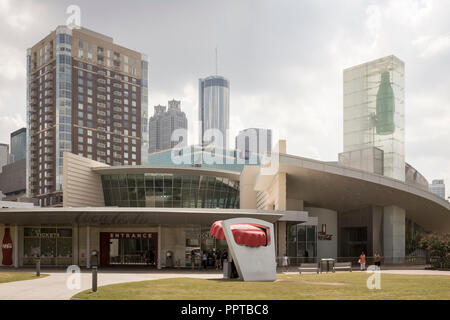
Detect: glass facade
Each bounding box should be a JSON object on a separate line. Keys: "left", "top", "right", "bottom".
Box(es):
{"left": 286, "top": 223, "right": 317, "bottom": 262}
{"left": 23, "top": 225, "right": 73, "bottom": 266}
{"left": 343, "top": 55, "right": 405, "bottom": 181}
{"left": 55, "top": 26, "right": 73, "bottom": 191}
{"left": 101, "top": 173, "right": 240, "bottom": 208}
{"left": 183, "top": 226, "right": 228, "bottom": 268}
{"left": 199, "top": 76, "right": 230, "bottom": 149}
{"left": 140, "top": 55, "right": 149, "bottom": 163}
{"left": 10, "top": 128, "right": 26, "bottom": 162}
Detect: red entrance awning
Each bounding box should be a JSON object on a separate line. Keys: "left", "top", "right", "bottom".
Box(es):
{"left": 209, "top": 220, "right": 268, "bottom": 247}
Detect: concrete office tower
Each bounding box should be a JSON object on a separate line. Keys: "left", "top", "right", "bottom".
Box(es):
{"left": 343, "top": 55, "right": 405, "bottom": 181}
{"left": 235, "top": 128, "right": 272, "bottom": 160}
{"left": 198, "top": 75, "right": 230, "bottom": 148}
{"left": 10, "top": 128, "right": 26, "bottom": 163}
{"left": 148, "top": 99, "right": 188, "bottom": 153}
{"left": 26, "top": 26, "right": 149, "bottom": 206}
{"left": 0, "top": 143, "right": 9, "bottom": 173}
{"left": 429, "top": 179, "right": 445, "bottom": 199}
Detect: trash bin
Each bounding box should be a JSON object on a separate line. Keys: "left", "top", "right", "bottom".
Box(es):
{"left": 166, "top": 251, "right": 173, "bottom": 268}
{"left": 223, "top": 259, "right": 232, "bottom": 279}
{"left": 90, "top": 250, "right": 98, "bottom": 268}
{"left": 320, "top": 258, "right": 335, "bottom": 273}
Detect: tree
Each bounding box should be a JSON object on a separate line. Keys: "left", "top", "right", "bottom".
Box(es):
{"left": 419, "top": 233, "right": 450, "bottom": 269}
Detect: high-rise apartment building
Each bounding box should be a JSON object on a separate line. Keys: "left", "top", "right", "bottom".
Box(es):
{"left": 10, "top": 128, "right": 26, "bottom": 163}
{"left": 26, "top": 26, "right": 148, "bottom": 206}
{"left": 429, "top": 179, "right": 446, "bottom": 199}
{"left": 148, "top": 99, "right": 187, "bottom": 153}
{"left": 198, "top": 75, "right": 230, "bottom": 148}
{"left": 235, "top": 128, "right": 272, "bottom": 160}
{"left": 342, "top": 55, "right": 405, "bottom": 181}
{"left": 0, "top": 143, "right": 9, "bottom": 173}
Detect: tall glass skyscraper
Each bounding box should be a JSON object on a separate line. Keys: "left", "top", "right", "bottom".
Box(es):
{"left": 343, "top": 55, "right": 405, "bottom": 181}
{"left": 10, "top": 128, "right": 26, "bottom": 163}
{"left": 198, "top": 75, "right": 230, "bottom": 148}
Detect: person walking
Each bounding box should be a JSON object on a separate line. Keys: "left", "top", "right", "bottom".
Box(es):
{"left": 374, "top": 251, "right": 381, "bottom": 269}
{"left": 215, "top": 250, "right": 221, "bottom": 270}
{"left": 202, "top": 252, "right": 208, "bottom": 269}
{"left": 191, "top": 250, "right": 196, "bottom": 269}
{"left": 359, "top": 251, "right": 366, "bottom": 271}
{"left": 282, "top": 253, "right": 289, "bottom": 272}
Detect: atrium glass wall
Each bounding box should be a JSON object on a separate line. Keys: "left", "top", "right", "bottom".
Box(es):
{"left": 101, "top": 173, "right": 240, "bottom": 208}
{"left": 343, "top": 55, "right": 405, "bottom": 181}
{"left": 286, "top": 223, "right": 317, "bottom": 263}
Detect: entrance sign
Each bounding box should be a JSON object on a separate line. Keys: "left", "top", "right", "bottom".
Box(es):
{"left": 109, "top": 232, "right": 154, "bottom": 239}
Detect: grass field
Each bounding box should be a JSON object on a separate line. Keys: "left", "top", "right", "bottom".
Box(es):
{"left": 72, "top": 272, "right": 450, "bottom": 300}
{"left": 0, "top": 272, "right": 48, "bottom": 284}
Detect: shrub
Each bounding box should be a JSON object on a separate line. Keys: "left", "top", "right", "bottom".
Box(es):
{"left": 419, "top": 233, "right": 450, "bottom": 269}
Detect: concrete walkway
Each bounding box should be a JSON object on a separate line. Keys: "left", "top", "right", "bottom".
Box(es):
{"left": 0, "top": 269, "right": 223, "bottom": 300}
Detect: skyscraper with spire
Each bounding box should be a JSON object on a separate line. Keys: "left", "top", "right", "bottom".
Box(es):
{"left": 198, "top": 75, "right": 230, "bottom": 148}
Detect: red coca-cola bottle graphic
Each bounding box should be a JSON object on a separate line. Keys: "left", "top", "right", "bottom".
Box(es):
{"left": 2, "top": 227, "right": 13, "bottom": 266}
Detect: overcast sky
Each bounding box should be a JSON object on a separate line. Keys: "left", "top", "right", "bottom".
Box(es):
{"left": 0, "top": 0, "right": 449, "bottom": 198}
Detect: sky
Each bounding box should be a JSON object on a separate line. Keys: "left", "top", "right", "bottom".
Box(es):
{"left": 0, "top": 0, "right": 449, "bottom": 198}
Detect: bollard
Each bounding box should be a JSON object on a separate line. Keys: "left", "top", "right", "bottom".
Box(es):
{"left": 36, "top": 259, "right": 40, "bottom": 277}
{"left": 92, "top": 266, "right": 97, "bottom": 292}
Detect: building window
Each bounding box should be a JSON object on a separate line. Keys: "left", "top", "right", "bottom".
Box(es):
{"left": 286, "top": 224, "right": 317, "bottom": 262}
{"left": 23, "top": 226, "right": 73, "bottom": 266}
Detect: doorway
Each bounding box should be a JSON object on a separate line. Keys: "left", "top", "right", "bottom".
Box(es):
{"left": 100, "top": 232, "right": 158, "bottom": 267}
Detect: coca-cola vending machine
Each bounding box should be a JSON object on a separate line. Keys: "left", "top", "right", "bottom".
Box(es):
{"left": 2, "top": 227, "right": 13, "bottom": 266}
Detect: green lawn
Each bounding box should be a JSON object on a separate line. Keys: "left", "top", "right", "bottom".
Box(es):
{"left": 0, "top": 272, "right": 48, "bottom": 284}
{"left": 72, "top": 272, "right": 450, "bottom": 300}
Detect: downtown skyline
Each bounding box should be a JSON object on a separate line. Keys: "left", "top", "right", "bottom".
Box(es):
{"left": 0, "top": 0, "right": 449, "bottom": 198}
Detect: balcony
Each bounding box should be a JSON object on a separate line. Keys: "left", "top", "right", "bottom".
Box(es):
{"left": 97, "top": 95, "right": 106, "bottom": 101}
{"left": 97, "top": 87, "right": 106, "bottom": 92}
{"left": 44, "top": 131, "right": 53, "bottom": 138}
{"left": 44, "top": 140, "right": 54, "bottom": 146}
{"left": 113, "top": 91, "right": 122, "bottom": 97}
{"left": 44, "top": 148, "right": 54, "bottom": 154}
{"left": 97, "top": 78, "right": 106, "bottom": 84}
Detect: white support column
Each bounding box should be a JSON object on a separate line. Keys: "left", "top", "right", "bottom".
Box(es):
{"left": 383, "top": 205, "right": 405, "bottom": 263}
{"left": 157, "top": 225, "right": 162, "bottom": 269}
{"left": 86, "top": 225, "right": 90, "bottom": 268}
{"left": 13, "top": 225, "right": 19, "bottom": 268}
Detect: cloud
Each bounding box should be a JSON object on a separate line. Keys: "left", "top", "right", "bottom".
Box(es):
{"left": 0, "top": 0, "right": 448, "bottom": 198}
{"left": 412, "top": 34, "right": 450, "bottom": 58}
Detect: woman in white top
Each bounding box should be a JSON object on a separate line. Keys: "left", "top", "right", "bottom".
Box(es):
{"left": 282, "top": 254, "right": 289, "bottom": 272}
